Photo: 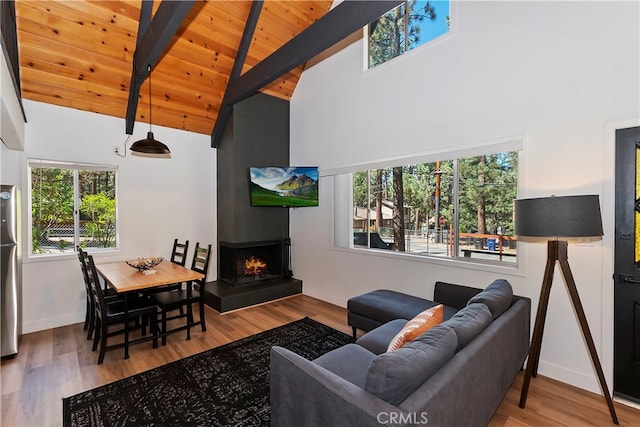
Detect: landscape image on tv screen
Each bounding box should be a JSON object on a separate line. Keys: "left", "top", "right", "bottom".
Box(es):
{"left": 249, "top": 166, "right": 319, "bottom": 207}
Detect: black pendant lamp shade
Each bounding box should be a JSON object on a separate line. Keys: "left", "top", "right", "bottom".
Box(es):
{"left": 130, "top": 65, "right": 171, "bottom": 155}
{"left": 130, "top": 131, "right": 171, "bottom": 154}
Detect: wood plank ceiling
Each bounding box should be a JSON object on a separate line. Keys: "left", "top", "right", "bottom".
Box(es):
{"left": 14, "top": 0, "right": 333, "bottom": 137}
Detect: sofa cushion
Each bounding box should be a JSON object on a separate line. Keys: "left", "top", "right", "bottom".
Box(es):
{"left": 356, "top": 319, "right": 408, "bottom": 355}
{"left": 467, "top": 279, "right": 513, "bottom": 319}
{"left": 313, "top": 344, "right": 376, "bottom": 388}
{"left": 387, "top": 304, "right": 444, "bottom": 351}
{"left": 442, "top": 302, "right": 492, "bottom": 351}
{"left": 364, "top": 324, "right": 457, "bottom": 405}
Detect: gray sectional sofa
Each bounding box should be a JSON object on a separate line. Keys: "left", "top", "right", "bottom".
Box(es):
{"left": 270, "top": 280, "right": 531, "bottom": 427}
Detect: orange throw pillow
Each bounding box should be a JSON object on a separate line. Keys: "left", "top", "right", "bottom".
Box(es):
{"left": 387, "top": 304, "right": 444, "bottom": 352}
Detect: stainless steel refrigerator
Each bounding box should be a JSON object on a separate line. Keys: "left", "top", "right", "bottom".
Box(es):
{"left": 1, "top": 184, "right": 21, "bottom": 358}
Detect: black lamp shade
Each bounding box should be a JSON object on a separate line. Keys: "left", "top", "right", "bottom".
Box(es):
{"left": 130, "top": 131, "right": 171, "bottom": 154}
{"left": 514, "top": 195, "right": 603, "bottom": 238}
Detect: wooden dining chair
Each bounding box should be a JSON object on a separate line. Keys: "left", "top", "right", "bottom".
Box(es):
{"left": 170, "top": 239, "right": 189, "bottom": 266}
{"left": 76, "top": 247, "right": 118, "bottom": 341}
{"left": 82, "top": 252, "right": 159, "bottom": 364}
{"left": 141, "top": 239, "right": 190, "bottom": 296}
{"left": 152, "top": 242, "right": 212, "bottom": 345}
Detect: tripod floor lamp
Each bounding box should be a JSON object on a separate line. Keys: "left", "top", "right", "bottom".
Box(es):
{"left": 514, "top": 195, "right": 618, "bottom": 425}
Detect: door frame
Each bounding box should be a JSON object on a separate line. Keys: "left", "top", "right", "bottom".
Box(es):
{"left": 603, "top": 117, "right": 640, "bottom": 392}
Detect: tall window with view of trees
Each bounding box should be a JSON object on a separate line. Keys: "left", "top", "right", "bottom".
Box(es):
{"left": 368, "top": 0, "right": 450, "bottom": 69}
{"left": 352, "top": 151, "right": 519, "bottom": 264}
{"left": 29, "top": 161, "right": 117, "bottom": 255}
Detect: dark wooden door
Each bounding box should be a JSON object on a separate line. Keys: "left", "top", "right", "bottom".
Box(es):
{"left": 614, "top": 125, "right": 640, "bottom": 403}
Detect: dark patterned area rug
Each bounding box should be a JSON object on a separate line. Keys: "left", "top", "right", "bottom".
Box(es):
{"left": 63, "top": 317, "right": 354, "bottom": 427}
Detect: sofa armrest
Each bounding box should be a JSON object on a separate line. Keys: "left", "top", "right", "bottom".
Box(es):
{"left": 270, "top": 346, "right": 406, "bottom": 427}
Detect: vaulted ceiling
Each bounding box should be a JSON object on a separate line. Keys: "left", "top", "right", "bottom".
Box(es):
{"left": 14, "top": 0, "right": 334, "bottom": 138}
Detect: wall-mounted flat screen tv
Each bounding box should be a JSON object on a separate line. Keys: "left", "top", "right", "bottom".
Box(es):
{"left": 249, "top": 166, "right": 319, "bottom": 207}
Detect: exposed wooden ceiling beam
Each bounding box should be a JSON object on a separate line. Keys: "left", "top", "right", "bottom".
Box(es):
{"left": 136, "top": 1, "right": 153, "bottom": 52}
{"left": 124, "top": 0, "right": 152, "bottom": 136}
{"left": 219, "top": 0, "right": 402, "bottom": 123}
{"left": 210, "top": 1, "right": 264, "bottom": 148}
{"left": 125, "top": 0, "right": 196, "bottom": 135}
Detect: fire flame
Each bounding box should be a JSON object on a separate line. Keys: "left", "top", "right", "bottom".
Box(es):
{"left": 244, "top": 256, "right": 268, "bottom": 276}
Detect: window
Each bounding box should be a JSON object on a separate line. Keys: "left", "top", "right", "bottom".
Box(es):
{"left": 351, "top": 150, "right": 519, "bottom": 265}
{"left": 29, "top": 160, "right": 118, "bottom": 256}
{"left": 368, "top": 0, "right": 450, "bottom": 69}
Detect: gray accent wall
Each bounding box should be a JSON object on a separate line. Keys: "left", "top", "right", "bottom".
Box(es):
{"left": 217, "top": 93, "right": 290, "bottom": 243}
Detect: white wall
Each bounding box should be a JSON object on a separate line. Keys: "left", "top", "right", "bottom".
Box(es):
{"left": 1, "top": 100, "right": 216, "bottom": 333}
{"left": 290, "top": 1, "right": 639, "bottom": 395}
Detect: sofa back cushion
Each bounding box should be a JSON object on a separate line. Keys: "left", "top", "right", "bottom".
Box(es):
{"left": 467, "top": 279, "right": 513, "bottom": 319}
{"left": 364, "top": 324, "right": 457, "bottom": 405}
{"left": 442, "top": 302, "right": 492, "bottom": 351}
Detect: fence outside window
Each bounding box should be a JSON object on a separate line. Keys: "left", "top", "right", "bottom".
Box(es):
{"left": 29, "top": 160, "right": 118, "bottom": 256}
{"left": 351, "top": 150, "right": 519, "bottom": 265}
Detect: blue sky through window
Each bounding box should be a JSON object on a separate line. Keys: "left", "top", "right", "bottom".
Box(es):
{"left": 412, "top": 1, "right": 450, "bottom": 50}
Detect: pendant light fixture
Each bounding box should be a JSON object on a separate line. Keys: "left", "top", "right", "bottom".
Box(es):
{"left": 130, "top": 65, "right": 171, "bottom": 155}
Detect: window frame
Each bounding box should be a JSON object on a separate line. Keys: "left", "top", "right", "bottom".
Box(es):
{"left": 27, "top": 159, "right": 119, "bottom": 259}
{"left": 328, "top": 139, "right": 525, "bottom": 273}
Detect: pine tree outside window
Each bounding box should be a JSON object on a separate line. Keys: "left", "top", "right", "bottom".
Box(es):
{"left": 352, "top": 150, "right": 519, "bottom": 265}
{"left": 368, "top": 0, "right": 451, "bottom": 69}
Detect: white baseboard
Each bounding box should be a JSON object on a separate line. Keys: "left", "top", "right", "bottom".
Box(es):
{"left": 537, "top": 360, "right": 602, "bottom": 395}
{"left": 22, "top": 312, "right": 83, "bottom": 334}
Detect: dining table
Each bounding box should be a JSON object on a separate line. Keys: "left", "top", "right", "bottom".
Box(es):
{"left": 95, "top": 259, "right": 205, "bottom": 359}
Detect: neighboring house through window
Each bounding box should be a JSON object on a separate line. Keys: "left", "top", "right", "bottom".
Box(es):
{"left": 368, "top": 0, "right": 451, "bottom": 69}
{"left": 340, "top": 143, "right": 521, "bottom": 266}
{"left": 28, "top": 159, "right": 118, "bottom": 256}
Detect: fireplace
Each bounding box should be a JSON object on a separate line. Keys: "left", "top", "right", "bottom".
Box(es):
{"left": 219, "top": 240, "right": 284, "bottom": 286}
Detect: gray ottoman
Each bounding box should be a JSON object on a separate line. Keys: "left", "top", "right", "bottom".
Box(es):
{"left": 347, "top": 289, "right": 458, "bottom": 338}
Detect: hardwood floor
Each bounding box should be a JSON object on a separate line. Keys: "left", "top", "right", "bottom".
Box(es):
{"left": 2, "top": 294, "right": 639, "bottom": 426}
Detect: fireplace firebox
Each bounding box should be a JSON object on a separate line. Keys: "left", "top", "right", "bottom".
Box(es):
{"left": 219, "top": 240, "right": 284, "bottom": 286}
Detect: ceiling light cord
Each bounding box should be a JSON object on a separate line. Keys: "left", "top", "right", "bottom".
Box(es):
{"left": 128, "top": 64, "right": 171, "bottom": 156}
{"left": 115, "top": 134, "right": 130, "bottom": 158}
{"left": 147, "top": 64, "right": 152, "bottom": 134}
